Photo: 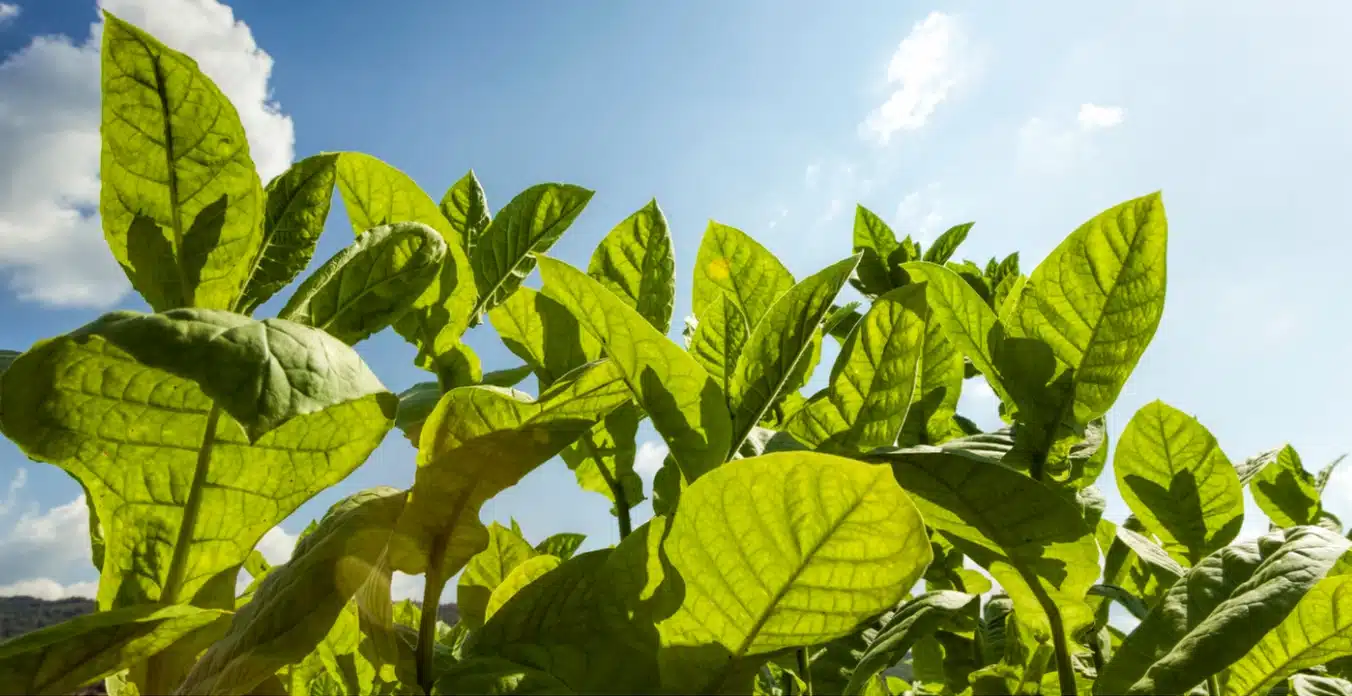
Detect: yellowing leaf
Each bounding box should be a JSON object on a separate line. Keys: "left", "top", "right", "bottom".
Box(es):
{"left": 693, "top": 222, "right": 795, "bottom": 325}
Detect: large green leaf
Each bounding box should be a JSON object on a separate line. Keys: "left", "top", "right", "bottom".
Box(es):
{"left": 0, "top": 310, "right": 395, "bottom": 612}
{"left": 783, "top": 284, "right": 927, "bottom": 452}
{"left": 535, "top": 533, "right": 586, "bottom": 560}
{"left": 879, "top": 447, "right": 1101, "bottom": 644}
{"left": 922, "top": 223, "right": 973, "bottom": 265}
{"left": 431, "top": 656, "right": 574, "bottom": 695}
{"left": 539, "top": 257, "right": 732, "bottom": 483}
{"left": 693, "top": 222, "right": 795, "bottom": 325}
{"left": 587, "top": 199, "right": 676, "bottom": 332}
{"left": 439, "top": 170, "right": 491, "bottom": 259}
{"left": 1113, "top": 400, "right": 1245, "bottom": 566}
{"left": 391, "top": 359, "right": 630, "bottom": 580}
{"left": 727, "top": 256, "right": 860, "bottom": 454}
{"left": 470, "top": 183, "right": 594, "bottom": 318}
{"left": 490, "top": 287, "right": 601, "bottom": 389}
{"left": 1013, "top": 193, "right": 1167, "bottom": 431}
{"left": 100, "top": 13, "right": 264, "bottom": 312}
{"left": 237, "top": 153, "right": 340, "bottom": 314}
{"left": 689, "top": 293, "right": 751, "bottom": 398}
{"left": 897, "top": 304, "right": 964, "bottom": 446}
{"left": 334, "top": 152, "right": 477, "bottom": 357}
{"left": 656, "top": 452, "right": 932, "bottom": 692}
{"left": 1096, "top": 526, "right": 1352, "bottom": 695}
{"left": 458, "top": 522, "right": 540, "bottom": 630}
{"left": 1247, "top": 444, "right": 1323, "bottom": 528}
{"left": 278, "top": 222, "right": 447, "bottom": 344}
{"left": 178, "top": 487, "right": 406, "bottom": 696}
{"left": 1225, "top": 575, "right": 1352, "bottom": 696}
{"left": 843, "top": 591, "right": 976, "bottom": 694}
{"left": 850, "top": 205, "right": 899, "bottom": 298}
{"left": 485, "top": 555, "right": 563, "bottom": 623}
{"left": 0, "top": 603, "right": 229, "bottom": 696}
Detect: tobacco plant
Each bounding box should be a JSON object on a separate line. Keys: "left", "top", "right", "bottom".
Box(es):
{"left": 1, "top": 13, "right": 1350, "bottom": 696}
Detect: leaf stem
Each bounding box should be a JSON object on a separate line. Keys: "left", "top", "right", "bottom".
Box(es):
{"left": 797, "top": 648, "right": 813, "bottom": 696}
{"left": 1019, "top": 568, "right": 1077, "bottom": 696}
{"left": 417, "top": 532, "right": 449, "bottom": 694}
{"left": 1207, "top": 674, "right": 1221, "bottom": 696}
{"left": 580, "top": 432, "right": 631, "bottom": 539}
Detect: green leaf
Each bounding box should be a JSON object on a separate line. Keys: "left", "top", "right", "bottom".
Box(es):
{"left": 485, "top": 555, "right": 563, "bottom": 623}
{"left": 237, "top": 153, "right": 340, "bottom": 314}
{"left": 458, "top": 522, "right": 540, "bottom": 630}
{"left": 430, "top": 656, "right": 573, "bottom": 695}
{"left": 656, "top": 452, "right": 932, "bottom": 692}
{"left": 277, "top": 222, "right": 447, "bottom": 344}
{"left": 727, "top": 255, "right": 860, "bottom": 454}
{"left": 1014, "top": 193, "right": 1168, "bottom": 430}
{"left": 391, "top": 359, "right": 630, "bottom": 580}
{"left": 897, "top": 305, "right": 964, "bottom": 447}
{"left": 851, "top": 205, "right": 900, "bottom": 298}
{"left": 1291, "top": 675, "right": 1352, "bottom": 696}
{"left": 1248, "top": 444, "right": 1323, "bottom": 527}
{"left": 1318, "top": 454, "right": 1348, "bottom": 495}
{"left": 693, "top": 221, "right": 796, "bottom": 325}
{"left": 470, "top": 183, "right": 594, "bottom": 318}
{"left": 535, "top": 533, "right": 586, "bottom": 560}
{"left": 100, "top": 13, "right": 264, "bottom": 312}
{"left": 879, "top": 447, "right": 1100, "bottom": 643}
{"left": 1113, "top": 400, "right": 1245, "bottom": 565}
{"left": 844, "top": 591, "right": 977, "bottom": 694}
{"left": 0, "top": 603, "right": 229, "bottom": 696}
{"left": 539, "top": 256, "right": 732, "bottom": 483}
{"left": 1096, "top": 526, "right": 1352, "bottom": 695}
{"left": 482, "top": 364, "right": 534, "bottom": 388}
{"left": 587, "top": 199, "right": 676, "bottom": 332}
{"left": 178, "top": 487, "right": 406, "bottom": 696}
{"left": 783, "top": 284, "right": 927, "bottom": 452}
{"left": 1087, "top": 584, "right": 1149, "bottom": 621}
{"left": 1224, "top": 575, "right": 1352, "bottom": 696}
{"left": 439, "top": 170, "right": 491, "bottom": 259}
{"left": 0, "top": 310, "right": 394, "bottom": 612}
{"left": 334, "top": 151, "right": 477, "bottom": 355}
{"left": 394, "top": 381, "right": 439, "bottom": 445}
{"left": 1112, "top": 523, "right": 1186, "bottom": 587}
{"left": 560, "top": 404, "right": 645, "bottom": 514}
{"left": 689, "top": 293, "right": 750, "bottom": 398}
{"left": 922, "top": 223, "right": 974, "bottom": 265}
{"left": 490, "top": 287, "right": 601, "bottom": 390}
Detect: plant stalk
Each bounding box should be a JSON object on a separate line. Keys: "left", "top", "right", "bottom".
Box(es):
{"left": 1207, "top": 674, "right": 1221, "bottom": 696}
{"left": 417, "top": 532, "right": 450, "bottom": 694}
{"left": 797, "top": 647, "right": 813, "bottom": 696}
{"left": 581, "top": 432, "right": 631, "bottom": 539}
{"left": 1020, "top": 569, "right": 1077, "bottom": 696}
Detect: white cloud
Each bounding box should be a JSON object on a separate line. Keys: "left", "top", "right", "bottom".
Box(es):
{"left": 391, "top": 571, "right": 425, "bottom": 602}
{"left": 0, "top": 468, "right": 25, "bottom": 516}
{"left": 861, "top": 12, "right": 968, "bottom": 144}
{"left": 894, "top": 183, "right": 946, "bottom": 243}
{"left": 254, "top": 525, "right": 298, "bottom": 565}
{"left": 1078, "top": 103, "right": 1125, "bottom": 130}
{"left": 0, "top": 3, "right": 19, "bottom": 27}
{"left": 804, "top": 163, "right": 822, "bottom": 189}
{"left": 634, "top": 441, "right": 669, "bottom": 482}
{"left": 0, "top": 0, "right": 294, "bottom": 308}
{"left": 0, "top": 578, "right": 99, "bottom": 600}
{"left": 0, "top": 495, "right": 94, "bottom": 589}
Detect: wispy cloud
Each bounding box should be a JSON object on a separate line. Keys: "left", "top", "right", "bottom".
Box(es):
{"left": 0, "top": 3, "right": 20, "bottom": 28}
{"left": 861, "top": 12, "right": 970, "bottom": 145}
{"left": 1079, "top": 103, "right": 1125, "bottom": 130}
{"left": 0, "top": 0, "right": 294, "bottom": 308}
{"left": 1018, "top": 102, "right": 1127, "bottom": 173}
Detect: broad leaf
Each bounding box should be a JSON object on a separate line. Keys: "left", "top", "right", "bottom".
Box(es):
{"left": 539, "top": 256, "right": 732, "bottom": 483}
{"left": 1248, "top": 444, "right": 1323, "bottom": 528}
{"left": 430, "top": 656, "right": 573, "bottom": 695}
{"left": 0, "top": 603, "right": 228, "bottom": 696}
{"left": 587, "top": 199, "right": 676, "bottom": 332}
{"left": 439, "top": 170, "right": 491, "bottom": 258}
{"left": 1096, "top": 526, "right": 1352, "bottom": 695}
{"left": 1014, "top": 193, "right": 1167, "bottom": 432}
{"left": 657, "top": 452, "right": 932, "bottom": 692}
{"left": 783, "top": 283, "right": 927, "bottom": 451}
{"left": 484, "top": 555, "right": 563, "bottom": 623}
{"left": 535, "top": 533, "right": 586, "bottom": 560}
{"left": 880, "top": 447, "right": 1101, "bottom": 642}
{"left": 278, "top": 222, "right": 447, "bottom": 344}
{"left": 922, "top": 223, "right": 973, "bottom": 265}
{"left": 237, "top": 153, "right": 339, "bottom": 314}
{"left": 851, "top": 205, "right": 899, "bottom": 297}
{"left": 1292, "top": 675, "right": 1352, "bottom": 696}
{"left": 693, "top": 221, "right": 795, "bottom": 325}
{"left": 489, "top": 287, "right": 601, "bottom": 389}
{"left": 178, "top": 487, "right": 406, "bottom": 696}
{"left": 394, "top": 381, "right": 439, "bottom": 445}
{"left": 391, "top": 359, "right": 630, "bottom": 580}
{"left": 101, "top": 13, "right": 263, "bottom": 312}
{"left": 897, "top": 304, "right": 964, "bottom": 446}
{"left": 689, "top": 293, "right": 750, "bottom": 397}
{"left": 1225, "top": 575, "right": 1352, "bottom": 696}
{"left": 470, "top": 183, "right": 594, "bottom": 318}
{"left": 0, "top": 310, "right": 394, "bottom": 612}
{"left": 483, "top": 364, "right": 534, "bottom": 388}
{"left": 727, "top": 255, "right": 860, "bottom": 454}
{"left": 844, "top": 591, "right": 976, "bottom": 694}
{"left": 458, "top": 522, "right": 540, "bottom": 630}
{"left": 1114, "top": 400, "right": 1245, "bottom": 565}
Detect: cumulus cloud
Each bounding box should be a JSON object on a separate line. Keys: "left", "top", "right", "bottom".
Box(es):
{"left": 0, "top": 493, "right": 96, "bottom": 597}
{"left": 0, "top": 0, "right": 294, "bottom": 308}
{"left": 0, "top": 3, "right": 19, "bottom": 27}
{"left": 254, "top": 525, "right": 298, "bottom": 565}
{"left": 1078, "top": 103, "right": 1125, "bottom": 130}
{"left": 634, "top": 441, "right": 669, "bottom": 482}
{"left": 894, "top": 183, "right": 947, "bottom": 243}
{"left": 861, "top": 12, "right": 969, "bottom": 144}
{"left": 0, "top": 578, "right": 99, "bottom": 600}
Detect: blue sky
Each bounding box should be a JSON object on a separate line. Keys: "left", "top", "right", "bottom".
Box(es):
{"left": 0, "top": 0, "right": 1349, "bottom": 602}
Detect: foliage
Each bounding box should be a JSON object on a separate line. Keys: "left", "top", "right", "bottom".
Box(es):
{"left": 0, "top": 13, "right": 1349, "bottom": 696}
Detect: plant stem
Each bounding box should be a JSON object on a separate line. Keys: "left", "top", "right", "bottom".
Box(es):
{"left": 417, "top": 532, "right": 449, "bottom": 694}
{"left": 1021, "top": 570, "right": 1077, "bottom": 696}
{"left": 796, "top": 648, "right": 813, "bottom": 696}
{"left": 581, "top": 432, "right": 631, "bottom": 539}
{"left": 1207, "top": 674, "right": 1221, "bottom": 696}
